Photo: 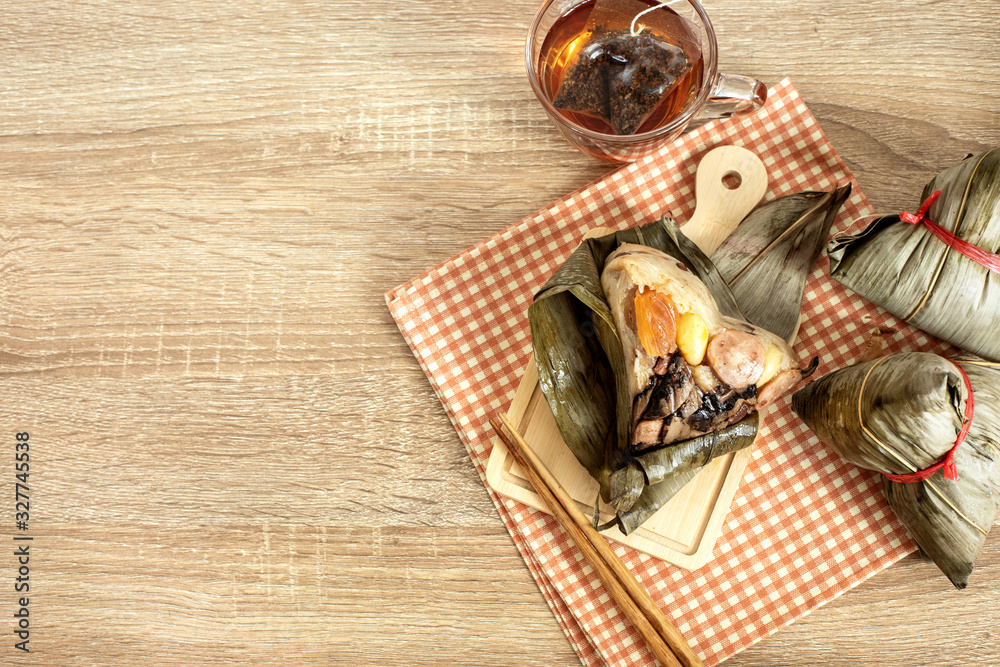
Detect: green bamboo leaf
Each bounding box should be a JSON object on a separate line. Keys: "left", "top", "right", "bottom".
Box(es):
{"left": 612, "top": 469, "right": 700, "bottom": 536}
{"left": 829, "top": 147, "right": 1000, "bottom": 360}
{"left": 528, "top": 216, "right": 759, "bottom": 527}
{"left": 631, "top": 412, "right": 759, "bottom": 485}
{"left": 792, "top": 353, "right": 1000, "bottom": 588}
{"left": 712, "top": 184, "right": 851, "bottom": 341}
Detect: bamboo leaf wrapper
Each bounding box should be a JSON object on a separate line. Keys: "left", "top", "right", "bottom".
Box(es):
{"left": 829, "top": 147, "right": 1000, "bottom": 360}
{"left": 529, "top": 216, "right": 757, "bottom": 532}
{"left": 792, "top": 353, "right": 1000, "bottom": 588}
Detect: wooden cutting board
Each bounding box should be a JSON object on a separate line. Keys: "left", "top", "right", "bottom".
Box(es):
{"left": 486, "top": 146, "right": 768, "bottom": 569}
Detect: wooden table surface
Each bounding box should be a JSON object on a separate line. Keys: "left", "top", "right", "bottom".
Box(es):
{"left": 2, "top": 1, "right": 998, "bottom": 665}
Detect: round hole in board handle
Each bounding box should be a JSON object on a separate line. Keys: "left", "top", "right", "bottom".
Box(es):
{"left": 681, "top": 145, "right": 768, "bottom": 256}
{"left": 721, "top": 171, "right": 742, "bottom": 190}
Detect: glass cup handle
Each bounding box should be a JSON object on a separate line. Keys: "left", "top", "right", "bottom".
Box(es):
{"left": 696, "top": 73, "right": 768, "bottom": 121}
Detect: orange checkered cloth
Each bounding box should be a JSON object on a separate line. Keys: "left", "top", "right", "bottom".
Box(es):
{"left": 386, "top": 79, "right": 942, "bottom": 666}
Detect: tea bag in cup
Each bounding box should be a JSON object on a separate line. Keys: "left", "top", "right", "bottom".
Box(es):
{"left": 551, "top": 0, "right": 703, "bottom": 135}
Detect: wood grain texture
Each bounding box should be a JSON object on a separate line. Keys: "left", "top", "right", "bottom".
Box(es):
{"left": 0, "top": 0, "right": 998, "bottom": 664}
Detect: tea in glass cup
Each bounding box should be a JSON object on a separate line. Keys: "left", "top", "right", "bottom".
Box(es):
{"left": 527, "top": 0, "right": 766, "bottom": 162}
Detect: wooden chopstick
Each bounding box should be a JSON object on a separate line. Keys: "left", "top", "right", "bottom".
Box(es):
{"left": 491, "top": 413, "right": 705, "bottom": 667}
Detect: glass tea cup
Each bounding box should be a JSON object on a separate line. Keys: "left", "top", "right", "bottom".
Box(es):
{"left": 526, "top": 0, "right": 766, "bottom": 163}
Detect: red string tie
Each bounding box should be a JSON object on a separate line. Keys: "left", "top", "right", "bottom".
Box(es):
{"left": 901, "top": 190, "right": 1000, "bottom": 274}
{"left": 883, "top": 359, "right": 974, "bottom": 483}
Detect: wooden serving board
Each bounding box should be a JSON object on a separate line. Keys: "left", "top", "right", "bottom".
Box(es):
{"left": 486, "top": 146, "right": 768, "bottom": 569}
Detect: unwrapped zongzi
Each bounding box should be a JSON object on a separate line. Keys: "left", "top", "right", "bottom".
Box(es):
{"left": 602, "top": 244, "right": 808, "bottom": 449}
{"left": 529, "top": 214, "right": 819, "bottom": 534}
{"left": 530, "top": 217, "right": 763, "bottom": 531}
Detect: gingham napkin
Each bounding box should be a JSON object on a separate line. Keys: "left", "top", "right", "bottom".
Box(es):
{"left": 386, "top": 79, "right": 945, "bottom": 666}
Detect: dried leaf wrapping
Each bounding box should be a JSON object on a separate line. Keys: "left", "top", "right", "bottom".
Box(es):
{"left": 829, "top": 147, "right": 1000, "bottom": 360}
{"left": 529, "top": 184, "right": 840, "bottom": 533}
{"left": 712, "top": 184, "right": 851, "bottom": 341}
{"left": 791, "top": 353, "right": 1000, "bottom": 588}
{"left": 529, "top": 216, "right": 753, "bottom": 532}
{"left": 630, "top": 414, "right": 760, "bottom": 485}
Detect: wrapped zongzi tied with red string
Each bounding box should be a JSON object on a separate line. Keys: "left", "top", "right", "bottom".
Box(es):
{"left": 792, "top": 352, "right": 1000, "bottom": 589}
{"left": 829, "top": 147, "right": 1000, "bottom": 361}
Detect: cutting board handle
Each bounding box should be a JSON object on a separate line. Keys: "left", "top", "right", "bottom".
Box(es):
{"left": 681, "top": 146, "right": 767, "bottom": 255}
